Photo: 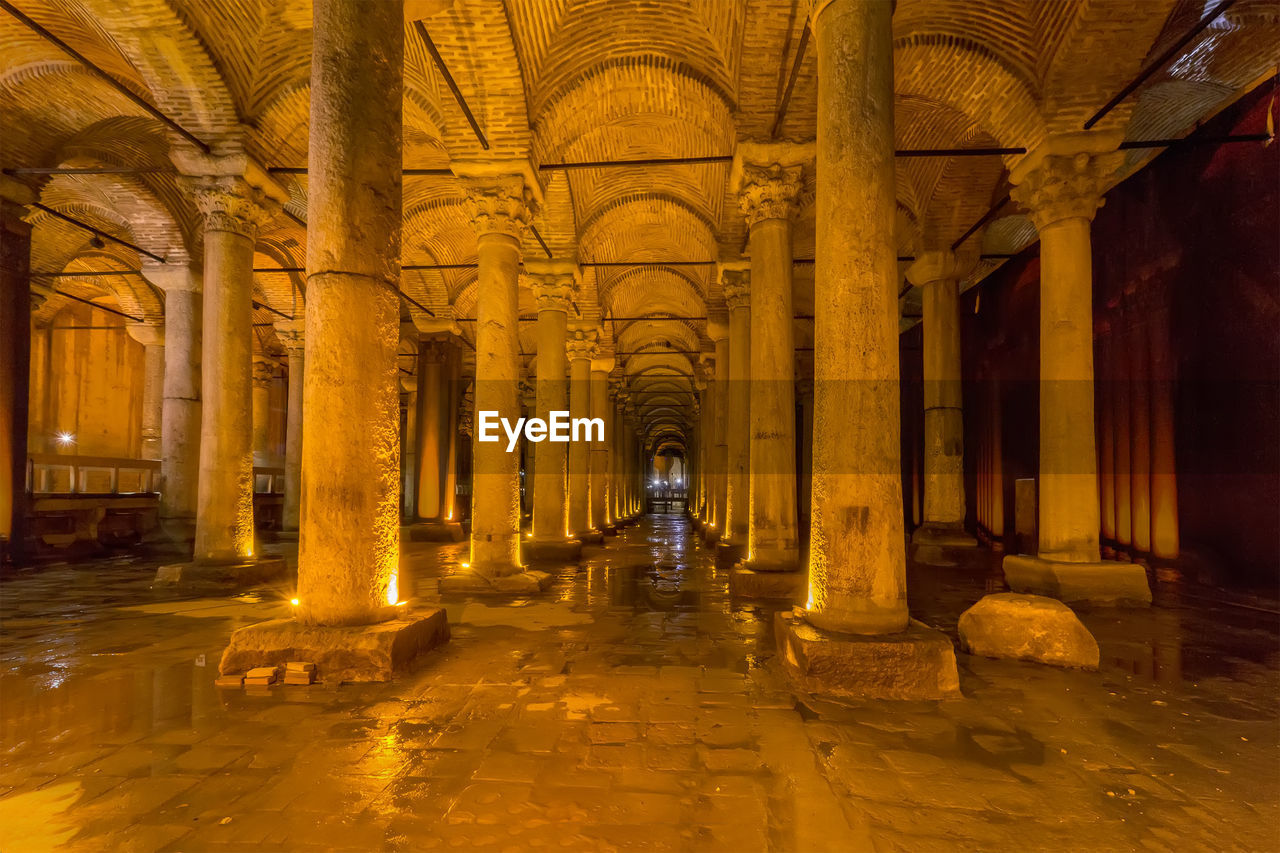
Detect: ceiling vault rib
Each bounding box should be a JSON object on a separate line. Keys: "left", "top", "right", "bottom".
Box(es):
{"left": 0, "top": 0, "right": 212, "bottom": 153}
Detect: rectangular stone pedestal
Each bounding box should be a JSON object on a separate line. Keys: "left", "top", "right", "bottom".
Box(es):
{"left": 218, "top": 607, "right": 449, "bottom": 683}
{"left": 1002, "top": 554, "right": 1152, "bottom": 606}
{"left": 407, "top": 521, "right": 465, "bottom": 542}
{"left": 730, "top": 567, "right": 806, "bottom": 600}
{"left": 775, "top": 611, "right": 961, "bottom": 701}
{"left": 439, "top": 570, "right": 552, "bottom": 595}
{"left": 911, "top": 524, "right": 978, "bottom": 548}
{"left": 154, "top": 555, "right": 289, "bottom": 587}
{"left": 579, "top": 530, "right": 605, "bottom": 545}
{"left": 522, "top": 539, "right": 583, "bottom": 563}
{"left": 714, "top": 540, "right": 745, "bottom": 566}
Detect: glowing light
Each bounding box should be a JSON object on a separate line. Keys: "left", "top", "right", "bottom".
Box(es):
{"left": 460, "top": 562, "right": 470, "bottom": 569}
{"left": 290, "top": 598, "right": 299, "bottom": 606}
{"left": 56, "top": 432, "right": 75, "bottom": 446}
{"left": 525, "top": 532, "right": 533, "bottom": 538}
{"left": 386, "top": 572, "right": 398, "bottom": 606}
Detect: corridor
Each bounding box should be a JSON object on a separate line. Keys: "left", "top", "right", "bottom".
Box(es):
{"left": 1, "top": 515, "right": 1276, "bottom": 852}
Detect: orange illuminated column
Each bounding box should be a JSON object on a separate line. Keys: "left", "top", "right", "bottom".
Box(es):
{"left": 1001, "top": 134, "right": 1151, "bottom": 606}
{"left": 126, "top": 322, "right": 165, "bottom": 460}
{"left": 611, "top": 385, "right": 627, "bottom": 522}
{"left": 704, "top": 329, "right": 729, "bottom": 543}
{"left": 1148, "top": 286, "right": 1180, "bottom": 560}
{"left": 410, "top": 324, "right": 464, "bottom": 542}
{"left": 589, "top": 355, "right": 613, "bottom": 532}
{"left": 566, "top": 325, "right": 598, "bottom": 542}
{"left": 277, "top": 321, "right": 304, "bottom": 533}
{"left": 251, "top": 357, "right": 274, "bottom": 466}
{"left": 1111, "top": 298, "right": 1132, "bottom": 555}
{"left": 1128, "top": 287, "right": 1152, "bottom": 557}
{"left": 1096, "top": 318, "right": 1116, "bottom": 553}
{"left": 718, "top": 264, "right": 751, "bottom": 564}
{"left": 989, "top": 379, "right": 1004, "bottom": 548}
{"left": 0, "top": 177, "right": 33, "bottom": 564}
{"left": 171, "top": 162, "right": 285, "bottom": 567}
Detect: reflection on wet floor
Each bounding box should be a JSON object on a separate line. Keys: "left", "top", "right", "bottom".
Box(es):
{"left": 1, "top": 514, "right": 1277, "bottom": 851}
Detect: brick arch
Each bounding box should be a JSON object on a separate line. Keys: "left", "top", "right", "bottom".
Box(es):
{"left": 602, "top": 268, "right": 706, "bottom": 320}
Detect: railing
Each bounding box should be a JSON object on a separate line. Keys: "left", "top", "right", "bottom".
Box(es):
{"left": 28, "top": 453, "right": 160, "bottom": 495}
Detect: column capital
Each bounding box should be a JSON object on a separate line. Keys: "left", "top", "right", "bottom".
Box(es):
{"left": 706, "top": 317, "right": 729, "bottom": 343}
{"left": 179, "top": 173, "right": 283, "bottom": 238}
{"left": 276, "top": 322, "right": 306, "bottom": 358}
{"left": 141, "top": 263, "right": 202, "bottom": 293}
{"left": 418, "top": 335, "right": 460, "bottom": 363}
{"left": 732, "top": 142, "right": 812, "bottom": 228}
{"left": 720, "top": 265, "right": 750, "bottom": 312}
{"left": 566, "top": 326, "right": 599, "bottom": 362}
{"left": 526, "top": 260, "right": 579, "bottom": 313}
{"left": 1009, "top": 133, "right": 1124, "bottom": 231}
{"left": 126, "top": 322, "right": 165, "bottom": 348}
{"left": 453, "top": 161, "right": 542, "bottom": 240}
{"left": 590, "top": 353, "right": 615, "bottom": 374}
{"left": 252, "top": 358, "right": 275, "bottom": 388}
{"left": 905, "top": 249, "right": 976, "bottom": 288}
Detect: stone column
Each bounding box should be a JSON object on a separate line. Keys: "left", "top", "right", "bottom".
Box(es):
{"left": 0, "top": 177, "right": 32, "bottom": 564}
{"left": 1111, "top": 300, "right": 1133, "bottom": 553}
{"left": 906, "top": 251, "right": 977, "bottom": 548}
{"left": 525, "top": 260, "right": 581, "bottom": 561}
{"left": 1148, "top": 290, "right": 1179, "bottom": 561}
{"left": 1002, "top": 134, "right": 1150, "bottom": 605}
{"left": 567, "top": 325, "right": 599, "bottom": 542}
{"left": 173, "top": 164, "right": 285, "bottom": 567}
{"left": 127, "top": 323, "right": 165, "bottom": 460}
{"left": 589, "top": 358, "right": 613, "bottom": 533}
{"left": 776, "top": 0, "right": 959, "bottom": 702}
{"left": 409, "top": 326, "right": 464, "bottom": 541}
{"left": 1096, "top": 319, "right": 1117, "bottom": 554}
{"left": 719, "top": 267, "right": 751, "bottom": 562}
{"left": 733, "top": 151, "right": 807, "bottom": 587}
{"left": 251, "top": 357, "right": 274, "bottom": 467}
{"left": 141, "top": 264, "right": 203, "bottom": 542}
{"left": 611, "top": 386, "right": 627, "bottom": 523}
{"left": 797, "top": 375, "right": 814, "bottom": 544}
{"left": 693, "top": 375, "right": 709, "bottom": 525}
{"left": 704, "top": 327, "right": 729, "bottom": 543}
{"left": 1129, "top": 292, "right": 1152, "bottom": 557}
{"left": 447, "top": 164, "right": 546, "bottom": 593}
{"left": 277, "top": 322, "right": 304, "bottom": 533}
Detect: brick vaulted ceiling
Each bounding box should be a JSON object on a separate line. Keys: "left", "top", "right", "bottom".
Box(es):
{"left": 2, "top": 0, "right": 1277, "bottom": 445}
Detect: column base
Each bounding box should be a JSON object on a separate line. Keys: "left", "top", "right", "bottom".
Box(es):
{"left": 702, "top": 526, "right": 721, "bottom": 545}
{"left": 523, "top": 538, "right": 583, "bottom": 563}
{"left": 601, "top": 523, "right": 619, "bottom": 536}
{"left": 690, "top": 517, "right": 705, "bottom": 533}
{"left": 1002, "top": 554, "right": 1152, "bottom": 606}
{"left": 578, "top": 530, "right": 605, "bottom": 545}
{"left": 911, "top": 524, "right": 978, "bottom": 549}
{"left": 729, "top": 566, "right": 806, "bottom": 599}
{"left": 154, "top": 555, "right": 288, "bottom": 587}
{"left": 218, "top": 607, "right": 449, "bottom": 684}
{"left": 439, "top": 569, "right": 552, "bottom": 595}
{"left": 774, "top": 610, "right": 961, "bottom": 701}
{"left": 275, "top": 528, "right": 300, "bottom": 542}
{"left": 407, "top": 521, "right": 466, "bottom": 542}
{"left": 714, "top": 540, "right": 746, "bottom": 566}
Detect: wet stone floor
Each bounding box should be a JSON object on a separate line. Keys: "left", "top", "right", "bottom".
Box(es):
{"left": 1, "top": 514, "right": 1278, "bottom": 852}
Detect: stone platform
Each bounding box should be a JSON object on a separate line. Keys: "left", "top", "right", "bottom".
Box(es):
{"left": 439, "top": 570, "right": 553, "bottom": 595}
{"left": 154, "top": 555, "right": 288, "bottom": 587}
{"left": 1003, "top": 554, "right": 1152, "bottom": 606}
{"left": 729, "top": 567, "right": 806, "bottom": 599}
{"left": 219, "top": 607, "right": 450, "bottom": 683}
{"left": 522, "top": 538, "right": 583, "bottom": 563}
{"left": 407, "top": 521, "right": 465, "bottom": 542}
{"left": 775, "top": 610, "right": 961, "bottom": 701}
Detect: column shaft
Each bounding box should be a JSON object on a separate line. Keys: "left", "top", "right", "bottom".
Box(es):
{"left": 158, "top": 280, "right": 201, "bottom": 530}
{"left": 251, "top": 359, "right": 273, "bottom": 466}
{"left": 1112, "top": 311, "right": 1133, "bottom": 549}
{"left": 1129, "top": 310, "right": 1152, "bottom": 554}
{"left": 297, "top": 0, "right": 403, "bottom": 624}
{"left": 282, "top": 335, "right": 304, "bottom": 531}
{"left": 1097, "top": 323, "right": 1116, "bottom": 543}
{"left": 920, "top": 276, "right": 965, "bottom": 528}
{"left": 531, "top": 299, "right": 569, "bottom": 542}
{"left": 414, "top": 339, "right": 461, "bottom": 523}
{"left": 589, "top": 369, "right": 611, "bottom": 529}
{"left": 0, "top": 192, "right": 32, "bottom": 561}
{"left": 710, "top": 337, "right": 729, "bottom": 534}
{"left": 724, "top": 298, "right": 751, "bottom": 547}
{"left": 139, "top": 342, "right": 164, "bottom": 459}
{"left": 1149, "top": 296, "right": 1180, "bottom": 559}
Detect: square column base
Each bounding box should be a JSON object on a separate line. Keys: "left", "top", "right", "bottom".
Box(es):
{"left": 729, "top": 567, "right": 806, "bottom": 599}
{"left": 578, "top": 530, "right": 605, "bottom": 545}
{"left": 775, "top": 611, "right": 961, "bottom": 701}
{"left": 154, "top": 555, "right": 288, "bottom": 587}
{"left": 911, "top": 524, "right": 978, "bottom": 549}
{"left": 714, "top": 540, "right": 746, "bottom": 566}
{"left": 218, "top": 607, "right": 449, "bottom": 684}
{"left": 407, "top": 521, "right": 466, "bottom": 542}
{"left": 601, "top": 524, "right": 619, "bottom": 536}
{"left": 702, "top": 527, "right": 720, "bottom": 545}
{"left": 1002, "top": 554, "right": 1152, "bottom": 606}
{"left": 439, "top": 570, "right": 552, "bottom": 595}
{"left": 522, "top": 538, "right": 583, "bottom": 563}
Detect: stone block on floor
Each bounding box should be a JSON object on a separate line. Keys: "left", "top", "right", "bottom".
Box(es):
{"left": 218, "top": 607, "right": 449, "bottom": 683}
{"left": 1003, "top": 554, "right": 1152, "bottom": 606}
{"left": 522, "top": 538, "right": 583, "bottom": 563}
{"left": 775, "top": 610, "right": 961, "bottom": 701}
{"left": 439, "top": 570, "right": 552, "bottom": 595}
{"left": 154, "top": 555, "right": 289, "bottom": 587}
{"left": 958, "top": 592, "right": 1100, "bottom": 669}
{"left": 728, "top": 567, "right": 806, "bottom": 599}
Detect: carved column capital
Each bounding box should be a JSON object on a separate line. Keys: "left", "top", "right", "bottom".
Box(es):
{"left": 738, "top": 162, "right": 804, "bottom": 228}
{"left": 721, "top": 268, "right": 751, "bottom": 311}
{"left": 905, "top": 249, "right": 976, "bottom": 288}
{"left": 460, "top": 176, "right": 536, "bottom": 240}
{"left": 1010, "top": 138, "right": 1124, "bottom": 231}
{"left": 252, "top": 358, "right": 275, "bottom": 388}
{"left": 566, "top": 326, "right": 599, "bottom": 362}
{"left": 276, "top": 322, "right": 305, "bottom": 358}
{"left": 180, "top": 174, "right": 282, "bottom": 238}
{"left": 126, "top": 322, "right": 165, "bottom": 348}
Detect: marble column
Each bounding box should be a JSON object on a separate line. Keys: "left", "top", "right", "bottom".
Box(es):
{"left": 590, "top": 359, "right": 614, "bottom": 533}
{"left": 1129, "top": 293, "right": 1152, "bottom": 557}
{"left": 0, "top": 177, "right": 32, "bottom": 563}
{"left": 410, "top": 328, "right": 464, "bottom": 541}
{"left": 776, "top": 0, "right": 959, "bottom": 703}
{"left": 448, "top": 165, "right": 546, "bottom": 592}
{"left": 567, "top": 325, "right": 599, "bottom": 542}
{"left": 1002, "top": 133, "right": 1151, "bottom": 605}
{"left": 907, "top": 251, "right": 977, "bottom": 548}
{"left": 127, "top": 323, "right": 165, "bottom": 460}
{"left": 141, "top": 264, "right": 203, "bottom": 541}
{"left": 704, "top": 327, "right": 729, "bottom": 543}
{"left": 277, "top": 322, "right": 304, "bottom": 533}
{"left": 525, "top": 260, "right": 580, "bottom": 561}
{"left": 1096, "top": 319, "right": 1117, "bottom": 553}
{"left": 694, "top": 374, "right": 709, "bottom": 524}
{"left": 1148, "top": 290, "right": 1180, "bottom": 560}
{"left": 611, "top": 386, "right": 627, "bottom": 523}
{"left": 734, "top": 152, "right": 805, "bottom": 580}
{"left": 719, "top": 267, "right": 751, "bottom": 563}
{"left": 251, "top": 357, "right": 274, "bottom": 467}
{"left": 173, "top": 167, "right": 284, "bottom": 566}
{"left": 1112, "top": 300, "right": 1133, "bottom": 553}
